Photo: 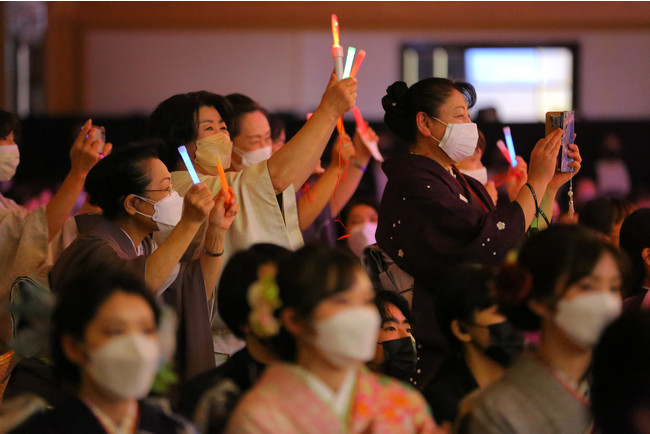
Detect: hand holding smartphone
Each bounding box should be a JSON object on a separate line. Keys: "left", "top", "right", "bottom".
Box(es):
{"left": 545, "top": 111, "right": 575, "bottom": 173}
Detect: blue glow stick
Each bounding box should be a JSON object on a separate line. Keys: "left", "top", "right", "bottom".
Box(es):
{"left": 343, "top": 46, "right": 356, "bottom": 78}
{"left": 502, "top": 126, "right": 518, "bottom": 168}
{"left": 177, "top": 146, "right": 200, "bottom": 184}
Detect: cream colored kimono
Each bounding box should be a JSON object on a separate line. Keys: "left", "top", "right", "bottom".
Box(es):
{"left": 170, "top": 161, "right": 303, "bottom": 359}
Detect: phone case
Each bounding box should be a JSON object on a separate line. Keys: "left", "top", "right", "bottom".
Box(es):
{"left": 545, "top": 111, "right": 575, "bottom": 173}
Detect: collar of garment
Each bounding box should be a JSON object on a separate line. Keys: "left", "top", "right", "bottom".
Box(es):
{"left": 291, "top": 365, "right": 357, "bottom": 418}
{"left": 81, "top": 397, "right": 138, "bottom": 434}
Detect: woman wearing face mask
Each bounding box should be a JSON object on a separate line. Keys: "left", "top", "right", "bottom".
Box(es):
{"left": 343, "top": 199, "right": 379, "bottom": 257}
{"left": 377, "top": 78, "right": 582, "bottom": 389}
{"left": 0, "top": 111, "right": 108, "bottom": 355}
{"left": 226, "top": 245, "right": 438, "bottom": 433}
{"left": 459, "top": 225, "right": 625, "bottom": 433}
{"left": 367, "top": 290, "right": 418, "bottom": 385}
{"left": 49, "top": 142, "right": 239, "bottom": 384}
{"left": 148, "top": 75, "right": 357, "bottom": 364}
{"left": 10, "top": 268, "right": 195, "bottom": 433}
{"left": 424, "top": 263, "right": 523, "bottom": 425}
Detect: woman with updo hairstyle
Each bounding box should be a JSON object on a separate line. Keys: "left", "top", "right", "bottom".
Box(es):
{"left": 377, "top": 78, "right": 582, "bottom": 389}
{"left": 227, "top": 244, "right": 439, "bottom": 433}
{"left": 459, "top": 225, "right": 625, "bottom": 433}
{"left": 49, "top": 142, "right": 240, "bottom": 385}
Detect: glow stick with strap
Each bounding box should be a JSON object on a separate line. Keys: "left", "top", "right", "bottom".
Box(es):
{"left": 177, "top": 146, "right": 200, "bottom": 184}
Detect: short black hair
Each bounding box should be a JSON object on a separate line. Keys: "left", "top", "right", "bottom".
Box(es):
{"left": 0, "top": 109, "right": 20, "bottom": 141}
{"left": 84, "top": 141, "right": 160, "bottom": 220}
{"left": 620, "top": 208, "right": 650, "bottom": 295}
{"left": 436, "top": 263, "right": 498, "bottom": 352}
{"left": 147, "top": 91, "right": 232, "bottom": 171}
{"left": 382, "top": 78, "right": 476, "bottom": 145}
{"left": 374, "top": 290, "right": 413, "bottom": 327}
{"left": 592, "top": 311, "right": 650, "bottom": 434}
{"left": 225, "top": 93, "right": 266, "bottom": 139}
{"left": 217, "top": 243, "right": 291, "bottom": 339}
{"left": 51, "top": 267, "right": 160, "bottom": 386}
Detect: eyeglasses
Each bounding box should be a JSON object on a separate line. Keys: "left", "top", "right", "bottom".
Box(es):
{"left": 143, "top": 185, "right": 174, "bottom": 194}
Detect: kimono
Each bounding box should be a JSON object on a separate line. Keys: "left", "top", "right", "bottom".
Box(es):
{"left": 171, "top": 160, "right": 303, "bottom": 358}
{"left": 226, "top": 363, "right": 436, "bottom": 433}
{"left": 458, "top": 356, "right": 592, "bottom": 434}
{"left": 10, "top": 396, "right": 196, "bottom": 434}
{"left": 0, "top": 195, "right": 49, "bottom": 347}
{"left": 49, "top": 213, "right": 214, "bottom": 383}
{"left": 376, "top": 154, "right": 525, "bottom": 389}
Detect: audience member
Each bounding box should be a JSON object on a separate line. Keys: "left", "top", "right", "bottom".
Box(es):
{"left": 578, "top": 197, "right": 637, "bottom": 246}
{"left": 179, "top": 243, "right": 290, "bottom": 433}
{"left": 9, "top": 268, "right": 194, "bottom": 433}
{"left": 367, "top": 290, "right": 417, "bottom": 384}
{"left": 424, "top": 263, "right": 523, "bottom": 424}
{"left": 460, "top": 225, "right": 625, "bottom": 433}
{"left": 377, "top": 77, "right": 582, "bottom": 389}
{"left": 50, "top": 143, "right": 239, "bottom": 384}
{"left": 619, "top": 208, "right": 650, "bottom": 309}
{"left": 226, "top": 244, "right": 438, "bottom": 432}
{"left": 341, "top": 198, "right": 379, "bottom": 257}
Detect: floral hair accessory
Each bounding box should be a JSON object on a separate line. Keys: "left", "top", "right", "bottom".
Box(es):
{"left": 247, "top": 264, "right": 283, "bottom": 338}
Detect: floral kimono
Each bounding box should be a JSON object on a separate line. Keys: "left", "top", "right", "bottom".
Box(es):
{"left": 226, "top": 363, "right": 436, "bottom": 433}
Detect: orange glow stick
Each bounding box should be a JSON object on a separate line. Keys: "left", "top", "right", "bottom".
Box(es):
{"left": 215, "top": 154, "right": 232, "bottom": 204}
{"left": 331, "top": 14, "right": 344, "bottom": 80}
{"left": 350, "top": 49, "right": 366, "bottom": 78}
{"left": 336, "top": 117, "right": 345, "bottom": 136}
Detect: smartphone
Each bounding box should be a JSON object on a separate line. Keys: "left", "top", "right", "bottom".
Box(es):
{"left": 90, "top": 125, "right": 106, "bottom": 153}
{"left": 545, "top": 111, "right": 574, "bottom": 173}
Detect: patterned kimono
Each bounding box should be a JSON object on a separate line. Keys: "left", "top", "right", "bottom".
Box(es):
{"left": 376, "top": 154, "right": 526, "bottom": 389}
{"left": 226, "top": 363, "right": 436, "bottom": 433}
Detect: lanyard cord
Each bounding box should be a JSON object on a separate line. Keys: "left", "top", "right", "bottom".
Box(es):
{"left": 452, "top": 166, "right": 489, "bottom": 214}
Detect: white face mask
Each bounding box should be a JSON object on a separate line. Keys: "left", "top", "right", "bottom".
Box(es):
{"left": 348, "top": 222, "right": 377, "bottom": 257}
{"left": 430, "top": 117, "right": 478, "bottom": 162}
{"left": 0, "top": 144, "right": 20, "bottom": 181}
{"left": 86, "top": 333, "right": 161, "bottom": 400}
{"left": 134, "top": 190, "right": 184, "bottom": 232}
{"left": 194, "top": 132, "right": 233, "bottom": 175}
{"left": 231, "top": 145, "right": 272, "bottom": 171}
{"left": 312, "top": 306, "right": 381, "bottom": 368}
{"left": 554, "top": 292, "right": 622, "bottom": 349}
{"left": 459, "top": 167, "right": 488, "bottom": 186}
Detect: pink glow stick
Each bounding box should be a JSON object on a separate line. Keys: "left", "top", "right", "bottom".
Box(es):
{"left": 350, "top": 50, "right": 366, "bottom": 78}
{"left": 331, "top": 14, "right": 344, "bottom": 80}
{"left": 352, "top": 107, "right": 367, "bottom": 134}
{"left": 496, "top": 140, "right": 512, "bottom": 165}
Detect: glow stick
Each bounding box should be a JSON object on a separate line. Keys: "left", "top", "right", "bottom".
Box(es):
{"left": 215, "top": 152, "right": 232, "bottom": 204}
{"left": 352, "top": 106, "right": 367, "bottom": 134}
{"left": 343, "top": 46, "right": 356, "bottom": 78}
{"left": 306, "top": 112, "right": 313, "bottom": 121}
{"left": 502, "top": 126, "right": 518, "bottom": 168}
{"left": 331, "top": 14, "right": 344, "bottom": 80}
{"left": 336, "top": 118, "right": 345, "bottom": 136}
{"left": 177, "top": 146, "right": 200, "bottom": 184}
{"left": 352, "top": 107, "right": 384, "bottom": 162}
{"left": 350, "top": 49, "right": 366, "bottom": 78}
{"left": 496, "top": 140, "right": 511, "bottom": 165}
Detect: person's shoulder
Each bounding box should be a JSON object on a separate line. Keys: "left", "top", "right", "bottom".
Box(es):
{"left": 358, "top": 368, "right": 426, "bottom": 406}
{"left": 139, "top": 400, "right": 198, "bottom": 434}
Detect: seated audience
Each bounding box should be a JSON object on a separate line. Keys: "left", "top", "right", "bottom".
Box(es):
{"left": 619, "top": 208, "right": 650, "bottom": 310}
{"left": 341, "top": 198, "right": 379, "bottom": 257}
{"left": 179, "top": 243, "right": 290, "bottom": 433}
{"left": 9, "top": 268, "right": 194, "bottom": 433}
{"left": 578, "top": 197, "right": 636, "bottom": 246}
{"left": 459, "top": 225, "right": 625, "bottom": 433}
{"left": 367, "top": 290, "right": 417, "bottom": 384}
{"left": 424, "top": 263, "right": 522, "bottom": 424}
{"left": 226, "top": 244, "right": 438, "bottom": 432}
{"left": 49, "top": 143, "right": 239, "bottom": 384}
{"left": 592, "top": 310, "right": 650, "bottom": 434}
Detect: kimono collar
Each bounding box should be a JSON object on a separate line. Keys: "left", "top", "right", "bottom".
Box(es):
{"left": 74, "top": 213, "right": 142, "bottom": 258}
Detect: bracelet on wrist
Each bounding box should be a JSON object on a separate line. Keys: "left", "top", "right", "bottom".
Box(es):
{"left": 351, "top": 161, "right": 367, "bottom": 172}
{"left": 202, "top": 247, "right": 224, "bottom": 257}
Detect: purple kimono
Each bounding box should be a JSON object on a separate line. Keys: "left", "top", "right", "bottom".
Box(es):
{"left": 376, "top": 154, "right": 525, "bottom": 389}
{"left": 49, "top": 214, "right": 214, "bottom": 384}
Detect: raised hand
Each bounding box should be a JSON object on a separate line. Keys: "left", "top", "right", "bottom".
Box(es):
{"left": 181, "top": 183, "right": 214, "bottom": 225}
{"left": 70, "top": 119, "right": 111, "bottom": 178}
{"left": 209, "top": 187, "right": 240, "bottom": 232}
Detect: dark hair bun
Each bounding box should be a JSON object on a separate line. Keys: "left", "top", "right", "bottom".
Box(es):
{"left": 382, "top": 81, "right": 409, "bottom": 116}
{"left": 494, "top": 262, "right": 533, "bottom": 307}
